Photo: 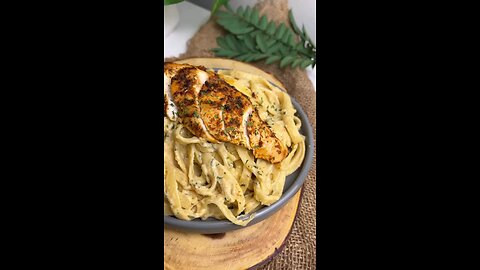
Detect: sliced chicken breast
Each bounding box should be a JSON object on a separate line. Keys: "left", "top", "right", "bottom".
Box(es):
{"left": 164, "top": 62, "right": 288, "bottom": 163}
{"left": 246, "top": 111, "right": 288, "bottom": 164}
{"left": 197, "top": 74, "right": 231, "bottom": 142}
{"left": 164, "top": 73, "right": 178, "bottom": 121}
{"left": 198, "top": 72, "right": 252, "bottom": 148}
{"left": 170, "top": 66, "right": 219, "bottom": 143}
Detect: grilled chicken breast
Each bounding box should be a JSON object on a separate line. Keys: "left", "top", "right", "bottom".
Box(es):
{"left": 199, "top": 73, "right": 252, "bottom": 148}
{"left": 164, "top": 62, "right": 288, "bottom": 163}
{"left": 197, "top": 74, "right": 231, "bottom": 142}
{"left": 170, "top": 66, "right": 219, "bottom": 143}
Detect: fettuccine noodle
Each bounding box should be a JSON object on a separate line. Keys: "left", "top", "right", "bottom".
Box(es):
{"left": 164, "top": 69, "right": 305, "bottom": 226}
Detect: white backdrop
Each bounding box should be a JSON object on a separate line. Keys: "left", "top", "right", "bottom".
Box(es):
{"left": 166, "top": 1, "right": 316, "bottom": 90}
{"left": 185, "top": 0, "right": 316, "bottom": 46}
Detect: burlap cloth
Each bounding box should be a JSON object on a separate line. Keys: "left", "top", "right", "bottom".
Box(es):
{"left": 165, "top": 0, "right": 316, "bottom": 268}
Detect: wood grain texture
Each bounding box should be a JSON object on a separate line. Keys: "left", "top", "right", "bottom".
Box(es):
{"left": 164, "top": 58, "right": 303, "bottom": 270}
{"left": 164, "top": 190, "right": 301, "bottom": 270}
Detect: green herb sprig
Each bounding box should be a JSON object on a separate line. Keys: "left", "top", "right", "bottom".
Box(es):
{"left": 164, "top": 0, "right": 230, "bottom": 16}
{"left": 164, "top": 0, "right": 184, "bottom": 5}
{"left": 212, "top": 5, "right": 316, "bottom": 69}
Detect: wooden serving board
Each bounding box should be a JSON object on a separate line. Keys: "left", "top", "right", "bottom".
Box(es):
{"left": 164, "top": 58, "right": 303, "bottom": 270}
{"left": 164, "top": 190, "right": 302, "bottom": 270}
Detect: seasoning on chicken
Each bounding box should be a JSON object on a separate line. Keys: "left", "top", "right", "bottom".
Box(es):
{"left": 246, "top": 111, "right": 288, "bottom": 164}
{"left": 164, "top": 62, "right": 288, "bottom": 163}
{"left": 197, "top": 74, "right": 231, "bottom": 142}
{"left": 170, "top": 66, "right": 219, "bottom": 143}
{"left": 198, "top": 73, "right": 252, "bottom": 148}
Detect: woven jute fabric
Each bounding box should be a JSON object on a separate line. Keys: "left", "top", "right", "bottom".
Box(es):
{"left": 165, "top": 0, "right": 316, "bottom": 268}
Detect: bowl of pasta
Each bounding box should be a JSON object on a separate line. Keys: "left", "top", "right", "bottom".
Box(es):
{"left": 164, "top": 58, "right": 314, "bottom": 234}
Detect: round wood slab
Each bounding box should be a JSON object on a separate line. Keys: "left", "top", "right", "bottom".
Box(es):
{"left": 164, "top": 58, "right": 304, "bottom": 270}
{"left": 164, "top": 190, "right": 301, "bottom": 270}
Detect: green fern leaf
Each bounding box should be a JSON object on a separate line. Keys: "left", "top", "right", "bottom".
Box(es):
{"left": 266, "top": 42, "right": 282, "bottom": 54}
{"left": 235, "top": 54, "right": 250, "bottom": 61}
{"left": 280, "top": 56, "right": 295, "bottom": 68}
{"left": 237, "top": 6, "right": 245, "bottom": 16}
{"left": 217, "top": 17, "right": 236, "bottom": 29}
{"left": 251, "top": 9, "right": 259, "bottom": 25}
{"left": 230, "top": 26, "right": 255, "bottom": 35}
{"left": 266, "top": 21, "right": 276, "bottom": 35}
{"left": 265, "top": 55, "right": 282, "bottom": 65}
{"left": 266, "top": 38, "right": 276, "bottom": 48}
{"left": 282, "top": 31, "right": 291, "bottom": 43}
{"left": 225, "top": 35, "right": 239, "bottom": 52}
{"left": 249, "top": 29, "right": 262, "bottom": 38}
{"left": 301, "top": 25, "right": 309, "bottom": 40}
{"left": 216, "top": 36, "right": 231, "bottom": 50}
{"left": 288, "top": 34, "right": 296, "bottom": 47}
{"left": 252, "top": 54, "right": 268, "bottom": 61}
{"left": 244, "top": 54, "right": 256, "bottom": 62}
{"left": 244, "top": 6, "right": 252, "bottom": 20}
{"left": 255, "top": 34, "right": 267, "bottom": 53}
{"left": 288, "top": 10, "right": 302, "bottom": 35}
{"left": 213, "top": 6, "right": 316, "bottom": 69}
{"left": 243, "top": 35, "right": 256, "bottom": 51}
{"left": 259, "top": 15, "right": 268, "bottom": 30}
{"left": 279, "top": 44, "right": 290, "bottom": 56}
{"left": 300, "top": 59, "right": 312, "bottom": 68}
{"left": 291, "top": 58, "right": 303, "bottom": 68}
{"left": 275, "top": 24, "right": 287, "bottom": 39}
{"left": 215, "top": 48, "right": 240, "bottom": 58}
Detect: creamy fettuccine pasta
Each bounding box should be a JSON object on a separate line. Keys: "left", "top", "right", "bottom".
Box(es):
{"left": 164, "top": 69, "right": 305, "bottom": 226}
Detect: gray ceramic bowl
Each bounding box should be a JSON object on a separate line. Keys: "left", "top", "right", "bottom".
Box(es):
{"left": 164, "top": 96, "right": 314, "bottom": 234}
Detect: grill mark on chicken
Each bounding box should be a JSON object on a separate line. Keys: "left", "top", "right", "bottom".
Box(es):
{"left": 164, "top": 62, "right": 289, "bottom": 163}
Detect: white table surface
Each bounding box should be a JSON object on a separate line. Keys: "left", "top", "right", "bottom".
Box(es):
{"left": 164, "top": 1, "right": 316, "bottom": 91}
